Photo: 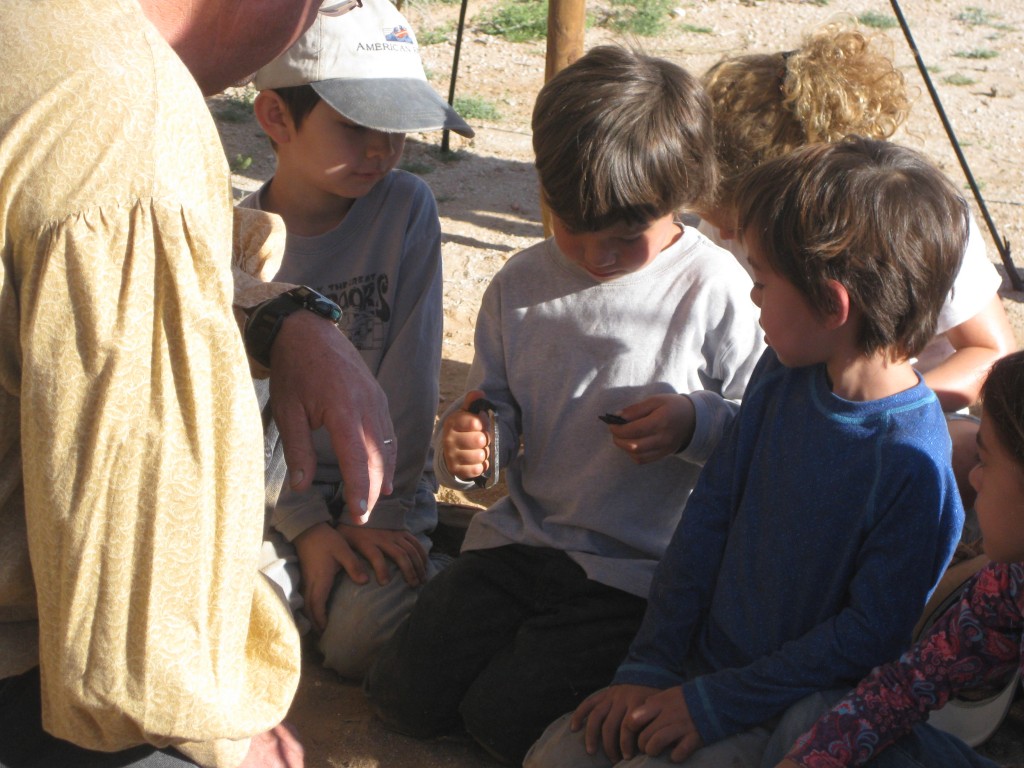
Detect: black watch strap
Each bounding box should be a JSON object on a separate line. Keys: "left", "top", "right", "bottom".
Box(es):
{"left": 244, "top": 286, "right": 342, "bottom": 368}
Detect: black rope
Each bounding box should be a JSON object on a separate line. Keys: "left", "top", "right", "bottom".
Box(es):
{"left": 441, "top": 0, "right": 470, "bottom": 154}
{"left": 888, "top": 0, "right": 1021, "bottom": 290}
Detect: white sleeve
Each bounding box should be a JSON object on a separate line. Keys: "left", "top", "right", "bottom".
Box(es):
{"left": 935, "top": 214, "right": 1002, "bottom": 335}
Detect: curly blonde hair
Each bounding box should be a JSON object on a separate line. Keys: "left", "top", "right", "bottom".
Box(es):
{"left": 703, "top": 23, "right": 911, "bottom": 211}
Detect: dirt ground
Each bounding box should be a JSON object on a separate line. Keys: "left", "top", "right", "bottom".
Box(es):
{"left": 212, "top": 0, "right": 1024, "bottom": 764}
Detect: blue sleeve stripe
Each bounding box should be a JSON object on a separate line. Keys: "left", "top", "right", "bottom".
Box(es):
{"left": 613, "top": 663, "right": 685, "bottom": 689}
{"left": 687, "top": 677, "right": 726, "bottom": 741}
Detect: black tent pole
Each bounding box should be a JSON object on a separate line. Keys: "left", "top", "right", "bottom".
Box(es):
{"left": 441, "top": 0, "right": 470, "bottom": 154}
{"left": 888, "top": 0, "right": 1021, "bottom": 290}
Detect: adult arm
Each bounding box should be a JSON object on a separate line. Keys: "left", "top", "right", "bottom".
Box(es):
{"left": 15, "top": 203, "right": 301, "bottom": 767}
{"left": 783, "top": 563, "right": 1024, "bottom": 767}
{"left": 233, "top": 206, "right": 395, "bottom": 521}
{"left": 1, "top": 8, "right": 309, "bottom": 762}
{"left": 268, "top": 310, "right": 394, "bottom": 522}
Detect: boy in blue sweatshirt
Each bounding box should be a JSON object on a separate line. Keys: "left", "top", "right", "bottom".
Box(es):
{"left": 526, "top": 137, "right": 968, "bottom": 768}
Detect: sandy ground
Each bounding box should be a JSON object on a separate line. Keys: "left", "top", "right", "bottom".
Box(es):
{"left": 211, "top": 0, "right": 1024, "bottom": 764}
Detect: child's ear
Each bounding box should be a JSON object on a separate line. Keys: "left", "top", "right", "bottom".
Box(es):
{"left": 253, "top": 90, "right": 294, "bottom": 145}
{"left": 824, "top": 279, "right": 851, "bottom": 330}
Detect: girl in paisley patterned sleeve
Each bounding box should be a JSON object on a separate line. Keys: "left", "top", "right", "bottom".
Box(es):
{"left": 779, "top": 349, "right": 1024, "bottom": 768}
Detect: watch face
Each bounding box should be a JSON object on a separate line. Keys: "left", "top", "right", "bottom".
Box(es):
{"left": 313, "top": 296, "right": 343, "bottom": 324}
{"left": 294, "top": 286, "right": 342, "bottom": 324}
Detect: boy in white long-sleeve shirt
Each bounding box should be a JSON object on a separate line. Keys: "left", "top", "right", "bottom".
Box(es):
{"left": 364, "top": 45, "right": 765, "bottom": 765}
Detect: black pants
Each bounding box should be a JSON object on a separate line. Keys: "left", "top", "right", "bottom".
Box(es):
{"left": 0, "top": 668, "right": 196, "bottom": 768}
{"left": 364, "top": 544, "right": 647, "bottom": 765}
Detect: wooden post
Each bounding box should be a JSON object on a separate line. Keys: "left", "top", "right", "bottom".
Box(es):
{"left": 545, "top": 0, "right": 586, "bottom": 82}
{"left": 540, "top": 0, "right": 586, "bottom": 236}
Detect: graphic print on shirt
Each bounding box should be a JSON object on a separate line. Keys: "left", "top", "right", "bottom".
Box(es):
{"left": 324, "top": 273, "right": 391, "bottom": 351}
{"left": 385, "top": 25, "right": 412, "bottom": 43}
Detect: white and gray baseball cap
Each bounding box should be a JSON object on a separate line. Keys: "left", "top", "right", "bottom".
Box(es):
{"left": 253, "top": 0, "right": 474, "bottom": 138}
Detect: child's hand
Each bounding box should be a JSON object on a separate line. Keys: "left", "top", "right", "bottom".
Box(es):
{"left": 338, "top": 524, "right": 429, "bottom": 587}
{"left": 627, "top": 687, "right": 703, "bottom": 762}
{"left": 441, "top": 389, "right": 492, "bottom": 481}
{"left": 605, "top": 394, "right": 696, "bottom": 464}
{"left": 293, "top": 522, "right": 369, "bottom": 631}
{"left": 570, "top": 684, "right": 660, "bottom": 761}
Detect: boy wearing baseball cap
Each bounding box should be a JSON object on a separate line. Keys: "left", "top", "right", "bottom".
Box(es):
{"left": 239, "top": 0, "right": 473, "bottom": 681}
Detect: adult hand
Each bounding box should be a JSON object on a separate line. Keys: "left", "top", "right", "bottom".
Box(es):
{"left": 627, "top": 687, "right": 703, "bottom": 763}
{"left": 570, "top": 684, "right": 659, "bottom": 762}
{"left": 606, "top": 394, "right": 695, "bottom": 464}
{"left": 269, "top": 310, "right": 396, "bottom": 523}
{"left": 339, "top": 525, "right": 429, "bottom": 587}
{"left": 440, "top": 389, "right": 491, "bottom": 481}
{"left": 239, "top": 723, "right": 304, "bottom": 768}
{"left": 293, "top": 522, "right": 369, "bottom": 632}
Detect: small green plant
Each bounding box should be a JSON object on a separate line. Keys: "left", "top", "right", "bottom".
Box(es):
{"left": 953, "top": 47, "right": 999, "bottom": 59}
{"left": 416, "top": 26, "right": 449, "bottom": 46}
{"left": 213, "top": 90, "right": 256, "bottom": 123}
{"left": 956, "top": 7, "right": 995, "bottom": 26}
{"left": 230, "top": 154, "right": 253, "bottom": 172}
{"left": 606, "top": 0, "right": 674, "bottom": 36}
{"left": 477, "top": 0, "right": 548, "bottom": 42}
{"left": 453, "top": 96, "right": 501, "bottom": 122}
{"left": 857, "top": 10, "right": 898, "bottom": 29}
{"left": 956, "top": 7, "right": 1016, "bottom": 30}
{"left": 681, "top": 23, "right": 714, "bottom": 34}
{"left": 944, "top": 72, "right": 977, "bottom": 86}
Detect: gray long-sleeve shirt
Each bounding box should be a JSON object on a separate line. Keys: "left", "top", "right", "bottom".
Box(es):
{"left": 242, "top": 170, "right": 442, "bottom": 539}
{"left": 435, "top": 227, "right": 765, "bottom": 597}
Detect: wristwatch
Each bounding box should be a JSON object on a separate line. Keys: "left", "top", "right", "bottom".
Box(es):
{"left": 244, "top": 285, "right": 342, "bottom": 368}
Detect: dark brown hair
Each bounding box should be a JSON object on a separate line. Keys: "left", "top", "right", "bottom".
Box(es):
{"left": 271, "top": 84, "right": 322, "bottom": 130}
{"left": 982, "top": 351, "right": 1024, "bottom": 469}
{"left": 531, "top": 45, "right": 717, "bottom": 232}
{"left": 734, "top": 137, "right": 968, "bottom": 360}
